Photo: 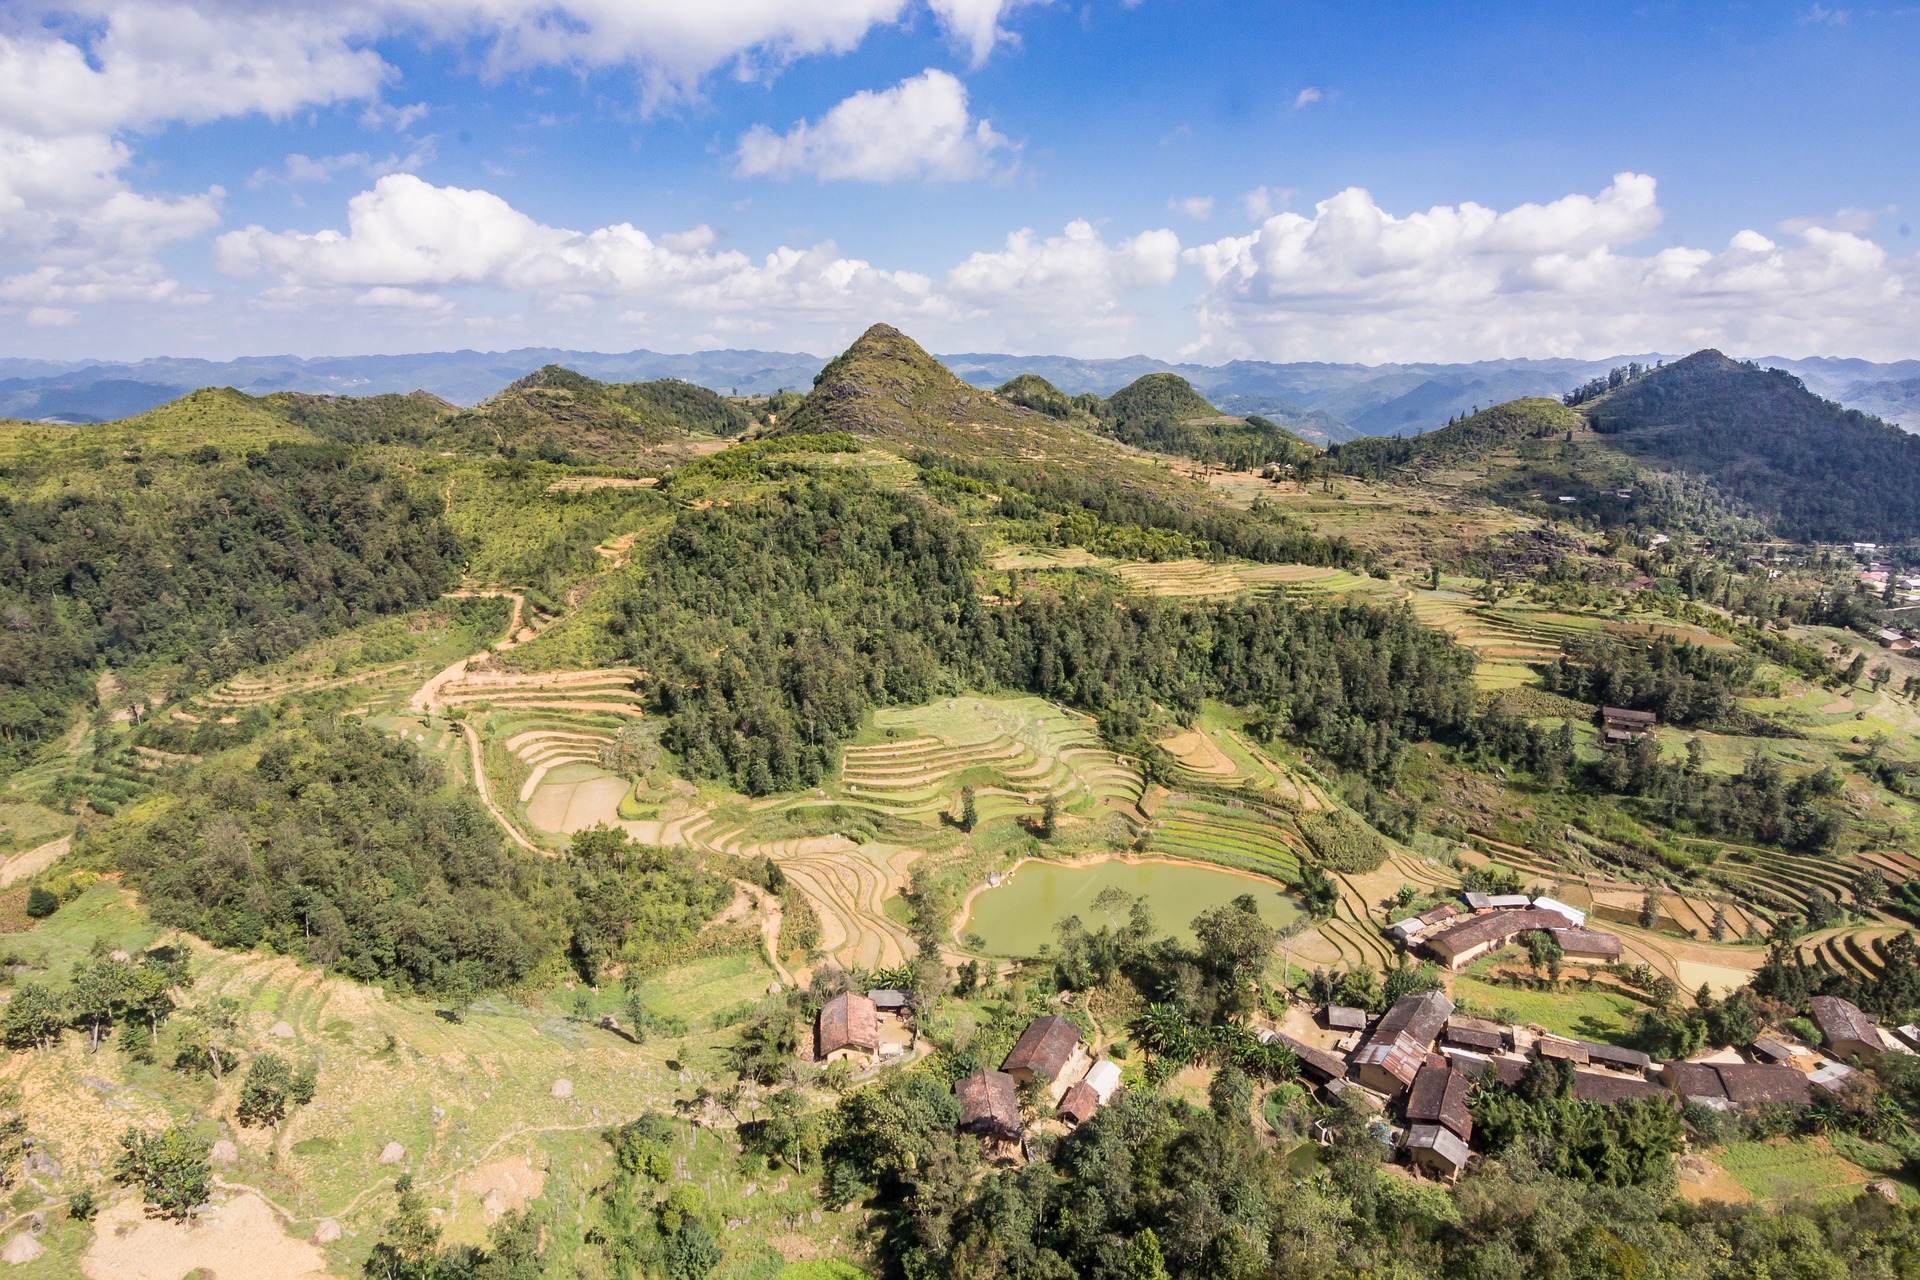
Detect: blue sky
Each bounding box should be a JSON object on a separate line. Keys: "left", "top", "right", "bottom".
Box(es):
{"left": 2, "top": 1, "right": 1916, "bottom": 362}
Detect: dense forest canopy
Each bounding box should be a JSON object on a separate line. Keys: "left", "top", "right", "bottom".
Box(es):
{"left": 0, "top": 443, "right": 460, "bottom": 765}
{"left": 1582, "top": 350, "right": 1920, "bottom": 540}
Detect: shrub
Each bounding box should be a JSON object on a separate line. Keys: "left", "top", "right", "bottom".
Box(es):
{"left": 23, "top": 889, "right": 57, "bottom": 919}
{"left": 114, "top": 1126, "right": 211, "bottom": 1220}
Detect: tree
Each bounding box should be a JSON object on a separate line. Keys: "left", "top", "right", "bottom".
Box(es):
{"left": 237, "top": 1053, "right": 303, "bottom": 1128}
{"left": 1855, "top": 867, "right": 1888, "bottom": 910}
{"left": 2, "top": 982, "right": 66, "bottom": 1052}
{"left": 364, "top": 1175, "right": 442, "bottom": 1280}
{"left": 1125, "top": 1228, "right": 1172, "bottom": 1280}
{"left": 124, "top": 957, "right": 184, "bottom": 1048}
{"left": 183, "top": 996, "right": 242, "bottom": 1082}
{"left": 23, "top": 888, "right": 57, "bottom": 919}
{"left": 1638, "top": 891, "right": 1660, "bottom": 930}
{"left": 69, "top": 957, "right": 131, "bottom": 1053}
{"left": 113, "top": 1126, "right": 211, "bottom": 1221}
{"left": 1709, "top": 904, "right": 1728, "bottom": 941}
{"left": 1038, "top": 793, "right": 1058, "bottom": 840}
{"left": 1524, "top": 930, "right": 1564, "bottom": 984}
{"left": 958, "top": 784, "right": 977, "bottom": 833}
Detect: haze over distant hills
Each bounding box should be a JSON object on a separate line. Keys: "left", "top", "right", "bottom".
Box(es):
{"left": 4, "top": 346, "right": 1917, "bottom": 441}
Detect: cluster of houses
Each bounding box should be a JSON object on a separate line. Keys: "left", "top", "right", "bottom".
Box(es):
{"left": 1253, "top": 987, "right": 1913, "bottom": 1183}
{"left": 953, "top": 1015, "right": 1122, "bottom": 1150}
{"left": 1387, "top": 892, "right": 1624, "bottom": 972}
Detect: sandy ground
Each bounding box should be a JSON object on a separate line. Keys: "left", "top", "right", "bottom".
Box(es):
{"left": 1159, "top": 730, "right": 1238, "bottom": 777}
{"left": 525, "top": 774, "right": 629, "bottom": 833}
{"left": 0, "top": 834, "right": 70, "bottom": 887}
{"left": 455, "top": 1156, "right": 547, "bottom": 1226}
{"left": 83, "top": 1192, "right": 335, "bottom": 1280}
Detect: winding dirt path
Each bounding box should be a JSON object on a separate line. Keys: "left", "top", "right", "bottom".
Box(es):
{"left": 459, "top": 720, "right": 543, "bottom": 856}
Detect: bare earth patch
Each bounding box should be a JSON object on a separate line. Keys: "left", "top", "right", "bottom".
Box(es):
{"left": 456, "top": 1155, "right": 548, "bottom": 1226}
{"left": 84, "top": 1192, "right": 335, "bottom": 1280}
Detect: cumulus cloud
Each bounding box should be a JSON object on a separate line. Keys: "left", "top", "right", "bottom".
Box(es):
{"left": 1184, "top": 173, "right": 1920, "bottom": 361}
{"left": 215, "top": 172, "right": 947, "bottom": 325}
{"left": 944, "top": 219, "right": 1180, "bottom": 344}
{"left": 1170, "top": 195, "right": 1214, "bottom": 220}
{"left": 736, "top": 69, "right": 1013, "bottom": 182}
{"left": 924, "top": 0, "right": 1047, "bottom": 65}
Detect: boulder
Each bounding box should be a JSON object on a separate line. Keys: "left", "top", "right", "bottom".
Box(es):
{"left": 0, "top": 1235, "right": 42, "bottom": 1265}
{"left": 378, "top": 1141, "right": 406, "bottom": 1165}
{"left": 550, "top": 1079, "right": 573, "bottom": 1100}
{"left": 313, "top": 1218, "right": 343, "bottom": 1244}
{"left": 209, "top": 1140, "right": 239, "bottom": 1164}
{"left": 269, "top": 1021, "right": 296, "bottom": 1040}
{"left": 1868, "top": 1179, "right": 1900, "bottom": 1204}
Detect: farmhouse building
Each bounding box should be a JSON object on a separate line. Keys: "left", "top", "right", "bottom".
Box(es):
{"left": 816, "top": 992, "right": 879, "bottom": 1064}
{"left": 1599, "top": 706, "right": 1656, "bottom": 745}
{"left": 1532, "top": 897, "right": 1586, "bottom": 927}
{"left": 1405, "top": 1064, "right": 1473, "bottom": 1142}
{"left": 1352, "top": 991, "right": 1455, "bottom": 1094}
{"left": 1057, "top": 1081, "right": 1101, "bottom": 1127}
{"left": 1325, "top": 1005, "right": 1369, "bottom": 1033}
{"left": 1715, "top": 1063, "right": 1813, "bottom": 1108}
{"left": 1001, "top": 1016, "right": 1088, "bottom": 1094}
{"left": 955, "top": 1069, "right": 1022, "bottom": 1142}
{"left": 1082, "top": 1059, "right": 1122, "bottom": 1103}
{"left": 1552, "top": 928, "right": 1624, "bottom": 963}
{"left": 1572, "top": 1072, "right": 1669, "bottom": 1105}
{"left": 1422, "top": 908, "right": 1575, "bottom": 969}
{"left": 1444, "top": 1017, "right": 1507, "bottom": 1054}
{"left": 1809, "top": 995, "right": 1882, "bottom": 1063}
{"left": 1404, "top": 1124, "right": 1470, "bottom": 1180}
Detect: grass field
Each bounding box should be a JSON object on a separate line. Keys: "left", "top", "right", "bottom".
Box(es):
{"left": 1452, "top": 969, "right": 1651, "bottom": 1044}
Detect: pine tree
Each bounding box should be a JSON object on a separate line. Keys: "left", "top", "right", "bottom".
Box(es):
{"left": 1125, "top": 1228, "right": 1171, "bottom": 1280}
{"left": 959, "top": 784, "right": 977, "bottom": 833}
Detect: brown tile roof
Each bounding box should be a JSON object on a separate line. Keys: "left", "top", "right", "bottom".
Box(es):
{"left": 1537, "top": 1038, "right": 1590, "bottom": 1065}
{"left": 1809, "top": 995, "right": 1878, "bottom": 1048}
{"left": 1403, "top": 1123, "right": 1470, "bottom": 1169}
{"left": 1454, "top": 1054, "right": 1527, "bottom": 1088}
{"left": 1552, "top": 928, "right": 1624, "bottom": 958}
{"left": 1417, "top": 903, "right": 1462, "bottom": 926}
{"left": 1325, "top": 1005, "right": 1369, "bottom": 1031}
{"left": 817, "top": 992, "right": 878, "bottom": 1057}
{"left": 1577, "top": 1041, "right": 1652, "bottom": 1071}
{"left": 1369, "top": 992, "right": 1455, "bottom": 1049}
{"left": 1424, "top": 908, "right": 1574, "bottom": 957}
{"left": 1444, "top": 1026, "right": 1505, "bottom": 1053}
{"left": 1716, "top": 1063, "right": 1812, "bottom": 1107}
{"left": 1057, "top": 1081, "right": 1100, "bottom": 1126}
{"left": 1406, "top": 1065, "right": 1474, "bottom": 1140}
{"left": 1274, "top": 1032, "right": 1349, "bottom": 1083}
{"left": 955, "top": 1070, "right": 1021, "bottom": 1138}
{"left": 1002, "top": 1016, "right": 1083, "bottom": 1081}
{"left": 1572, "top": 1072, "right": 1670, "bottom": 1104}
{"left": 1601, "top": 707, "right": 1657, "bottom": 729}
{"left": 1668, "top": 1062, "right": 1728, "bottom": 1100}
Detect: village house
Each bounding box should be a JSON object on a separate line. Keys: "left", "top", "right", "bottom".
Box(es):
{"left": 1536, "top": 1037, "right": 1590, "bottom": 1066}
{"left": 1422, "top": 907, "right": 1576, "bottom": 970}
{"left": 1463, "top": 891, "right": 1533, "bottom": 911}
{"left": 955, "top": 1069, "right": 1022, "bottom": 1145}
{"left": 1405, "top": 1064, "right": 1473, "bottom": 1142}
{"left": 1809, "top": 995, "right": 1883, "bottom": 1064}
{"left": 1352, "top": 992, "right": 1454, "bottom": 1094}
{"left": 1531, "top": 897, "right": 1586, "bottom": 927}
{"left": 1442, "top": 1016, "right": 1507, "bottom": 1055}
{"left": 1551, "top": 928, "right": 1624, "bottom": 964}
{"left": 1268, "top": 1030, "right": 1350, "bottom": 1088}
{"left": 1715, "top": 1063, "right": 1813, "bottom": 1108}
{"left": 816, "top": 992, "right": 878, "bottom": 1065}
{"left": 1082, "top": 1058, "right": 1122, "bottom": 1104}
{"left": 1403, "top": 1125, "right": 1470, "bottom": 1181}
{"left": 1572, "top": 1072, "right": 1670, "bottom": 1105}
{"left": 1057, "top": 1081, "right": 1100, "bottom": 1126}
{"left": 1325, "top": 1005, "right": 1369, "bottom": 1033}
{"left": 1598, "top": 706, "right": 1656, "bottom": 745}
{"left": 1001, "top": 1016, "right": 1089, "bottom": 1099}
{"left": 1578, "top": 1041, "right": 1654, "bottom": 1076}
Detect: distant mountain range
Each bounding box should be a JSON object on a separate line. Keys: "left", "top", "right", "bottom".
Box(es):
{"left": 4, "top": 346, "right": 1917, "bottom": 440}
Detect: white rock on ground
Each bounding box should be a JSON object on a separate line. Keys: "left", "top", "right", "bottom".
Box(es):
{"left": 314, "top": 1218, "right": 343, "bottom": 1243}
{"left": 378, "top": 1142, "right": 406, "bottom": 1165}
{"left": 550, "top": 1079, "right": 573, "bottom": 1099}
{"left": 269, "top": 1021, "right": 296, "bottom": 1039}
{"left": 0, "top": 1234, "right": 42, "bottom": 1264}
{"left": 209, "top": 1140, "right": 239, "bottom": 1163}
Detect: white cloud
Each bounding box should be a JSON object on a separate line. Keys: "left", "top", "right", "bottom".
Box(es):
{"left": 1777, "top": 206, "right": 1885, "bottom": 235}
{"left": 215, "top": 173, "right": 947, "bottom": 325}
{"left": 251, "top": 138, "right": 438, "bottom": 187}
{"left": 944, "top": 219, "right": 1179, "bottom": 345}
{"left": 736, "top": 69, "right": 1014, "bottom": 183}
{"left": 27, "top": 306, "right": 75, "bottom": 327}
{"left": 1184, "top": 173, "right": 1920, "bottom": 361}
{"left": 1170, "top": 195, "right": 1214, "bottom": 220}
{"left": 1292, "top": 86, "right": 1322, "bottom": 109}
{"left": 924, "top": 0, "right": 1047, "bottom": 65}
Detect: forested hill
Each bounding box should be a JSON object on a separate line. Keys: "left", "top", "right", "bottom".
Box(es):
{"left": 1580, "top": 350, "right": 1920, "bottom": 541}
{"left": 1328, "top": 397, "right": 1583, "bottom": 475}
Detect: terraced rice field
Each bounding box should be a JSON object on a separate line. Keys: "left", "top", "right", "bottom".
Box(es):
{"left": 1142, "top": 796, "right": 1305, "bottom": 886}
{"left": 763, "top": 696, "right": 1143, "bottom": 826}
{"left": 1107, "top": 559, "right": 1354, "bottom": 598}
{"left": 1158, "top": 724, "right": 1328, "bottom": 808}
{"left": 1406, "top": 595, "right": 1597, "bottom": 690}
{"left": 1796, "top": 924, "right": 1917, "bottom": 981}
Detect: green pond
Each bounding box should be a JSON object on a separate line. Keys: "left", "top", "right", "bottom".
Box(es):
{"left": 961, "top": 859, "right": 1303, "bottom": 956}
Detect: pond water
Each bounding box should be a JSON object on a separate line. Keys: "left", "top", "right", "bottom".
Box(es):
{"left": 960, "top": 859, "right": 1304, "bottom": 956}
